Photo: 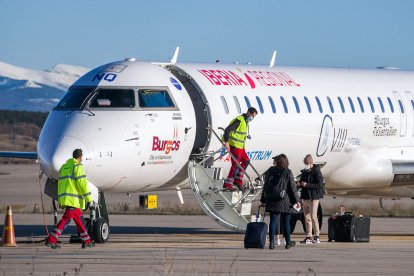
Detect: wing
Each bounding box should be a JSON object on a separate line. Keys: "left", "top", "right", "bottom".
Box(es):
{"left": 0, "top": 151, "right": 38, "bottom": 159}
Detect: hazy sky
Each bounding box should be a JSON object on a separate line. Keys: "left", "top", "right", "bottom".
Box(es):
{"left": 1, "top": 0, "right": 413, "bottom": 70}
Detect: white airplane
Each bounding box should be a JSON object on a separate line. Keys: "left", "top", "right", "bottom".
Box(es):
{"left": 2, "top": 49, "right": 414, "bottom": 242}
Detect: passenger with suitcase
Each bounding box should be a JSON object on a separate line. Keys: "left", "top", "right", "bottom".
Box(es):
{"left": 260, "top": 154, "right": 301, "bottom": 250}
{"left": 298, "top": 154, "right": 325, "bottom": 244}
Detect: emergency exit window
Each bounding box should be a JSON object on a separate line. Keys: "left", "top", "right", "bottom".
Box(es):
{"left": 90, "top": 89, "right": 135, "bottom": 108}
{"left": 138, "top": 89, "right": 175, "bottom": 108}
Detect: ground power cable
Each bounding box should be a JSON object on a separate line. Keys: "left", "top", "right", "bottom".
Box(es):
{"left": 16, "top": 169, "right": 50, "bottom": 244}
{"left": 38, "top": 169, "right": 49, "bottom": 237}
{"left": 19, "top": 169, "right": 50, "bottom": 244}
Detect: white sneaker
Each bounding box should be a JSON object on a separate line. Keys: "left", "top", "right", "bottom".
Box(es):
{"left": 300, "top": 237, "right": 313, "bottom": 244}
{"left": 276, "top": 239, "right": 281, "bottom": 246}
{"left": 312, "top": 236, "right": 320, "bottom": 244}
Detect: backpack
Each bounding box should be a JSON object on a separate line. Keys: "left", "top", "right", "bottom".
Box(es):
{"left": 264, "top": 168, "right": 288, "bottom": 201}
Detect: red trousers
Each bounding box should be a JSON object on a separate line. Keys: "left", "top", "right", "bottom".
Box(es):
{"left": 224, "top": 147, "right": 250, "bottom": 187}
{"left": 47, "top": 207, "right": 91, "bottom": 244}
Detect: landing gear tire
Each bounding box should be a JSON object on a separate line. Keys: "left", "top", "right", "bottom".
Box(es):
{"left": 300, "top": 202, "right": 323, "bottom": 234}
{"left": 93, "top": 217, "right": 110, "bottom": 243}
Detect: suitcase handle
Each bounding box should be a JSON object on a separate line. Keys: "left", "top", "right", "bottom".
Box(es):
{"left": 255, "top": 206, "right": 266, "bottom": 222}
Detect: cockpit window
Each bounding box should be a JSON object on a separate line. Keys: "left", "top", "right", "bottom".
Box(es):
{"left": 56, "top": 88, "right": 94, "bottom": 109}
{"left": 90, "top": 89, "right": 135, "bottom": 108}
{"left": 138, "top": 89, "right": 175, "bottom": 108}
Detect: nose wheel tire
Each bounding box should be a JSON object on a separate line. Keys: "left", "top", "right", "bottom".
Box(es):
{"left": 93, "top": 217, "right": 110, "bottom": 243}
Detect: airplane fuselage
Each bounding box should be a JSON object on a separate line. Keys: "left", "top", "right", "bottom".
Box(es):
{"left": 38, "top": 60, "right": 414, "bottom": 199}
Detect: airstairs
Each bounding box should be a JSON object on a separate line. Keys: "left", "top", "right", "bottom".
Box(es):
{"left": 188, "top": 128, "right": 264, "bottom": 233}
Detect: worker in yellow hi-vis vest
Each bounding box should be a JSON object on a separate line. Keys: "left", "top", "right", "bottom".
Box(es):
{"left": 223, "top": 107, "right": 258, "bottom": 191}
{"left": 46, "top": 149, "right": 94, "bottom": 249}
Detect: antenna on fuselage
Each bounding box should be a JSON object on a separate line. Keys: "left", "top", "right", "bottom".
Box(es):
{"left": 170, "top": 46, "right": 180, "bottom": 65}
{"left": 269, "top": 50, "right": 277, "bottom": 68}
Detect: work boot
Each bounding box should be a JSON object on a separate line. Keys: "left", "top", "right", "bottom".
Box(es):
{"left": 269, "top": 239, "right": 275, "bottom": 249}
{"left": 82, "top": 242, "right": 95, "bottom": 249}
{"left": 235, "top": 183, "right": 247, "bottom": 192}
{"left": 223, "top": 183, "right": 237, "bottom": 191}
{"left": 45, "top": 242, "right": 61, "bottom": 249}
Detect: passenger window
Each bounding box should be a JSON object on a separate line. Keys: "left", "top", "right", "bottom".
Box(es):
{"left": 348, "top": 97, "right": 355, "bottom": 113}
{"left": 292, "top": 96, "right": 300, "bottom": 113}
{"left": 327, "top": 97, "right": 334, "bottom": 113}
{"left": 337, "top": 97, "right": 345, "bottom": 113}
{"left": 315, "top": 97, "right": 323, "bottom": 113}
{"left": 90, "top": 89, "right": 136, "bottom": 108}
{"left": 304, "top": 96, "right": 312, "bottom": 113}
{"left": 387, "top": 97, "right": 394, "bottom": 113}
{"left": 256, "top": 96, "right": 264, "bottom": 113}
{"left": 233, "top": 96, "right": 241, "bottom": 114}
{"left": 138, "top": 89, "right": 174, "bottom": 108}
{"left": 268, "top": 96, "right": 276, "bottom": 113}
{"left": 280, "top": 96, "right": 288, "bottom": 113}
{"left": 357, "top": 97, "right": 364, "bottom": 113}
{"left": 377, "top": 97, "right": 385, "bottom": 113}
{"left": 367, "top": 97, "right": 375, "bottom": 112}
{"left": 398, "top": 100, "right": 405, "bottom": 114}
{"left": 56, "top": 88, "right": 94, "bottom": 109}
{"left": 244, "top": 96, "right": 251, "bottom": 108}
{"left": 220, "top": 96, "right": 229, "bottom": 114}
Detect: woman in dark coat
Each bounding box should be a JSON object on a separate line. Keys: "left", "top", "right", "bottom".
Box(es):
{"left": 260, "top": 154, "right": 300, "bottom": 249}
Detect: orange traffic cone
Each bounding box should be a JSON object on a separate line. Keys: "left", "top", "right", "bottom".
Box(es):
{"left": 1, "top": 205, "right": 16, "bottom": 247}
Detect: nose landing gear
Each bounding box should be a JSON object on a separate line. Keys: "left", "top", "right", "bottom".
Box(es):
{"left": 67, "top": 192, "right": 110, "bottom": 244}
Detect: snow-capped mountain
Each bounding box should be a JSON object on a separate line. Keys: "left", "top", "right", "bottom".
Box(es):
{"left": 0, "top": 61, "right": 90, "bottom": 112}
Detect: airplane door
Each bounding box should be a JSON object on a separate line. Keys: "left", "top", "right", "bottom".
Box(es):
{"left": 393, "top": 91, "right": 407, "bottom": 137}
{"left": 168, "top": 66, "right": 211, "bottom": 155}
{"left": 405, "top": 91, "right": 414, "bottom": 137}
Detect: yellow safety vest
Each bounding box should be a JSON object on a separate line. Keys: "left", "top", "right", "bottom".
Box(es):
{"left": 58, "top": 158, "right": 92, "bottom": 209}
{"left": 228, "top": 115, "right": 248, "bottom": 149}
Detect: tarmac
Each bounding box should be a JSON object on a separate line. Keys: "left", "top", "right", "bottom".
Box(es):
{"left": 1, "top": 163, "right": 414, "bottom": 275}
{"left": 1, "top": 214, "right": 414, "bottom": 275}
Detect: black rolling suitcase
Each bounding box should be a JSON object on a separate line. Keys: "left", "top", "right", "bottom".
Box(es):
{"left": 353, "top": 216, "right": 370, "bottom": 242}
{"left": 327, "top": 216, "right": 338, "bottom": 242}
{"left": 328, "top": 213, "right": 370, "bottom": 242}
{"left": 244, "top": 207, "right": 267, "bottom": 249}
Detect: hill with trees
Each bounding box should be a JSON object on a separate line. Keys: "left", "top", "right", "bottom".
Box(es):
{"left": 0, "top": 110, "right": 48, "bottom": 155}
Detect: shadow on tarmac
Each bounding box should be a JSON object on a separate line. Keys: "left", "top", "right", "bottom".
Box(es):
{"left": 10, "top": 225, "right": 233, "bottom": 238}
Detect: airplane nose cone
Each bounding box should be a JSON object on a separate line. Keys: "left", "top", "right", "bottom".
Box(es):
{"left": 41, "top": 136, "right": 90, "bottom": 180}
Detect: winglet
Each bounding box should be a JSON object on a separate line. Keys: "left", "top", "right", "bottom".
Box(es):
{"left": 269, "top": 51, "right": 277, "bottom": 68}
{"left": 170, "top": 47, "right": 180, "bottom": 65}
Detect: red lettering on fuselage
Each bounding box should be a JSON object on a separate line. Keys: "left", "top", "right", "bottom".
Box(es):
{"left": 197, "top": 70, "right": 249, "bottom": 87}
{"left": 152, "top": 136, "right": 181, "bottom": 154}
{"left": 247, "top": 71, "right": 301, "bottom": 87}
{"left": 197, "top": 69, "right": 300, "bottom": 88}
